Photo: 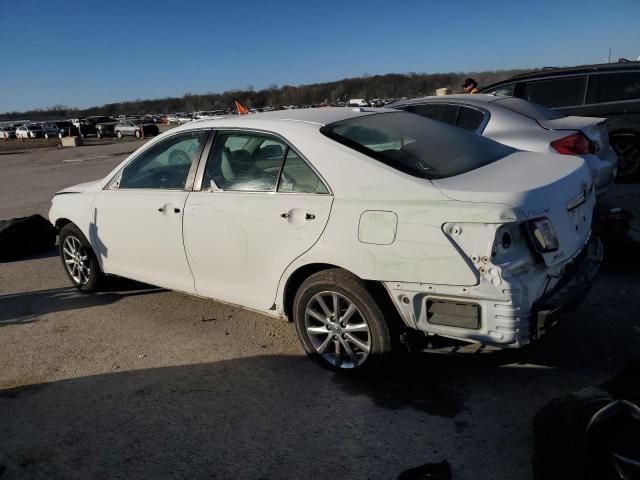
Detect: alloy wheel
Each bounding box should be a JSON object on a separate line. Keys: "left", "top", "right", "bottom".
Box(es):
{"left": 612, "top": 136, "right": 640, "bottom": 178}
{"left": 304, "top": 291, "right": 371, "bottom": 368}
{"left": 62, "top": 235, "right": 90, "bottom": 285}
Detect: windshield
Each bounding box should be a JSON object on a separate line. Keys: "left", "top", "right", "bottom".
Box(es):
{"left": 494, "top": 97, "right": 565, "bottom": 121}
{"left": 320, "top": 112, "right": 515, "bottom": 179}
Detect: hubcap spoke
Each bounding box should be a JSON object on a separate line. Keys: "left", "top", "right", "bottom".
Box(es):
{"left": 306, "top": 307, "right": 329, "bottom": 325}
{"left": 317, "top": 334, "right": 333, "bottom": 354}
{"left": 345, "top": 333, "right": 370, "bottom": 353}
{"left": 340, "top": 303, "right": 357, "bottom": 324}
{"left": 344, "top": 323, "right": 369, "bottom": 333}
{"left": 315, "top": 296, "right": 332, "bottom": 318}
{"left": 307, "top": 326, "right": 329, "bottom": 335}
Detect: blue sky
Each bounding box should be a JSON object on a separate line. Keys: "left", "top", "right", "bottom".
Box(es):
{"left": 0, "top": 0, "right": 638, "bottom": 112}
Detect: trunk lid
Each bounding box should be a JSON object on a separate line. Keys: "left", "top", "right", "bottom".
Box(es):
{"left": 432, "top": 151, "right": 594, "bottom": 266}
{"left": 538, "top": 116, "right": 610, "bottom": 159}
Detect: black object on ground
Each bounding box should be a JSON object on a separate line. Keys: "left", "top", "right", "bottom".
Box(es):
{"left": 532, "top": 359, "right": 640, "bottom": 480}
{"left": 397, "top": 460, "right": 452, "bottom": 480}
{"left": 0, "top": 214, "right": 57, "bottom": 262}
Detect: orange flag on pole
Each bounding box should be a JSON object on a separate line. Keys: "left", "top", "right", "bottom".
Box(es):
{"left": 235, "top": 100, "right": 249, "bottom": 115}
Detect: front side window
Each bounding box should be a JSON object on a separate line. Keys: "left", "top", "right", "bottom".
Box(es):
{"left": 521, "top": 76, "right": 587, "bottom": 107}
{"left": 203, "top": 132, "right": 286, "bottom": 192}
{"left": 321, "top": 112, "right": 514, "bottom": 179}
{"left": 119, "top": 130, "right": 207, "bottom": 189}
{"left": 586, "top": 72, "right": 640, "bottom": 104}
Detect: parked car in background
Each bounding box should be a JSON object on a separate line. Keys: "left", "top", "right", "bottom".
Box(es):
{"left": 347, "top": 98, "right": 370, "bottom": 107}
{"left": 49, "top": 108, "right": 601, "bottom": 371}
{"left": 114, "top": 119, "right": 159, "bottom": 138}
{"left": 95, "top": 120, "right": 119, "bottom": 138}
{"left": 390, "top": 94, "right": 618, "bottom": 195}
{"left": 480, "top": 62, "right": 640, "bottom": 179}
{"left": 15, "top": 124, "right": 44, "bottom": 139}
{"left": 0, "top": 126, "right": 16, "bottom": 139}
{"left": 41, "top": 121, "right": 80, "bottom": 139}
{"left": 192, "top": 110, "right": 226, "bottom": 120}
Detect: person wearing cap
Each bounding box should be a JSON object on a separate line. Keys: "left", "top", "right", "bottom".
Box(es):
{"left": 462, "top": 78, "right": 479, "bottom": 94}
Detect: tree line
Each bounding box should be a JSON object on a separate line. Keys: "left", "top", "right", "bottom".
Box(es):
{"left": 0, "top": 68, "right": 532, "bottom": 121}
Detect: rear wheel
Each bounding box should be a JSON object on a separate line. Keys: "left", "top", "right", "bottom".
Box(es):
{"left": 135, "top": 129, "right": 141, "bottom": 138}
{"left": 116, "top": 130, "right": 122, "bottom": 139}
{"left": 96, "top": 130, "right": 102, "bottom": 139}
{"left": 58, "top": 223, "right": 103, "bottom": 292}
{"left": 611, "top": 133, "right": 640, "bottom": 180}
{"left": 293, "top": 269, "right": 392, "bottom": 372}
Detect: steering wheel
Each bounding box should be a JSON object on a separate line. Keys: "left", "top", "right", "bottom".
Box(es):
{"left": 168, "top": 149, "right": 191, "bottom": 166}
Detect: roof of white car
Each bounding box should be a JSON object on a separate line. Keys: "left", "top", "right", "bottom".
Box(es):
{"left": 186, "top": 107, "right": 396, "bottom": 130}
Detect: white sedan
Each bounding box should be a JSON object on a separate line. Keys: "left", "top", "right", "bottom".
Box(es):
{"left": 49, "top": 108, "right": 602, "bottom": 371}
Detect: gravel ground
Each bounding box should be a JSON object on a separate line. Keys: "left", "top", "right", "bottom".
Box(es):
{"left": 0, "top": 142, "right": 638, "bottom": 479}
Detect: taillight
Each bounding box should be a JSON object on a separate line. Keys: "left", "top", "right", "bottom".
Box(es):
{"left": 551, "top": 132, "right": 594, "bottom": 155}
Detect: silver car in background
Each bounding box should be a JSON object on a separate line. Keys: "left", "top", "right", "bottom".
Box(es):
{"left": 391, "top": 94, "right": 618, "bottom": 195}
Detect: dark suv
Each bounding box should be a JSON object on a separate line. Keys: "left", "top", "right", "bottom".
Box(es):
{"left": 480, "top": 62, "right": 640, "bottom": 179}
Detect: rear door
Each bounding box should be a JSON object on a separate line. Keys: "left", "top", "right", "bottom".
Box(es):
{"left": 183, "top": 130, "right": 333, "bottom": 311}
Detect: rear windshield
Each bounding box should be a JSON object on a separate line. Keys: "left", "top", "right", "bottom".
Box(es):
{"left": 494, "top": 97, "right": 565, "bottom": 121}
{"left": 320, "top": 112, "right": 514, "bottom": 179}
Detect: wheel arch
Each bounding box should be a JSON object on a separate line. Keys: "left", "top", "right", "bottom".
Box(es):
{"left": 281, "top": 263, "right": 406, "bottom": 334}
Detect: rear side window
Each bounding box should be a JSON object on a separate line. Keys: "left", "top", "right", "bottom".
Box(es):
{"left": 586, "top": 72, "right": 640, "bottom": 104}
{"left": 521, "top": 76, "right": 587, "bottom": 107}
{"left": 494, "top": 97, "right": 565, "bottom": 120}
{"left": 457, "top": 106, "right": 485, "bottom": 131}
{"left": 405, "top": 104, "right": 458, "bottom": 126}
{"left": 321, "top": 112, "right": 514, "bottom": 180}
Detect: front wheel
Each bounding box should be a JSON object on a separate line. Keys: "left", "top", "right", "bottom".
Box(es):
{"left": 293, "top": 269, "right": 392, "bottom": 372}
{"left": 135, "top": 129, "right": 141, "bottom": 138}
{"left": 116, "top": 131, "right": 122, "bottom": 139}
{"left": 96, "top": 130, "right": 102, "bottom": 139}
{"left": 44, "top": 133, "right": 49, "bottom": 139}
{"left": 58, "top": 223, "right": 103, "bottom": 291}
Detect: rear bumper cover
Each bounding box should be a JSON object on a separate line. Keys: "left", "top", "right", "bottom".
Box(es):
{"left": 385, "top": 237, "right": 603, "bottom": 348}
{"left": 530, "top": 236, "right": 603, "bottom": 340}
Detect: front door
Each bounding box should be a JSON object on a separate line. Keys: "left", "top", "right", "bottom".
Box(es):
{"left": 91, "top": 130, "right": 209, "bottom": 293}
{"left": 183, "top": 130, "right": 333, "bottom": 311}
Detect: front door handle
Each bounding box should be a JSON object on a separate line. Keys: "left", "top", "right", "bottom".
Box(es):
{"left": 305, "top": 213, "right": 315, "bottom": 220}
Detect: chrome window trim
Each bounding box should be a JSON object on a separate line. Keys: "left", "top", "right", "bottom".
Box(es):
{"left": 192, "top": 127, "right": 333, "bottom": 196}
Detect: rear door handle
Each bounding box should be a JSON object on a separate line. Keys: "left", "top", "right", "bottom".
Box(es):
{"left": 305, "top": 213, "right": 315, "bottom": 220}
{"left": 158, "top": 205, "right": 181, "bottom": 214}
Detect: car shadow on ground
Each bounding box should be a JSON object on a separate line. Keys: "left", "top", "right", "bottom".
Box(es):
{"left": 0, "top": 246, "right": 59, "bottom": 263}
{"left": 1, "top": 284, "right": 639, "bottom": 480}
{"left": 1, "top": 349, "right": 638, "bottom": 480}
{"left": 0, "top": 278, "right": 162, "bottom": 327}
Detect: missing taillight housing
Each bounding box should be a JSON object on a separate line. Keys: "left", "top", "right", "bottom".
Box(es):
{"left": 551, "top": 132, "right": 594, "bottom": 155}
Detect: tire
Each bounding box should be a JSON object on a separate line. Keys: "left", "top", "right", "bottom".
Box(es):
{"left": 611, "top": 133, "right": 640, "bottom": 180}
{"left": 135, "top": 129, "right": 141, "bottom": 138}
{"left": 116, "top": 130, "right": 122, "bottom": 139}
{"left": 58, "top": 223, "right": 103, "bottom": 292}
{"left": 293, "top": 268, "right": 392, "bottom": 372}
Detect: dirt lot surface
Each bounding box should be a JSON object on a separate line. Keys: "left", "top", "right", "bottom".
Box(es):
{"left": 0, "top": 142, "right": 639, "bottom": 479}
